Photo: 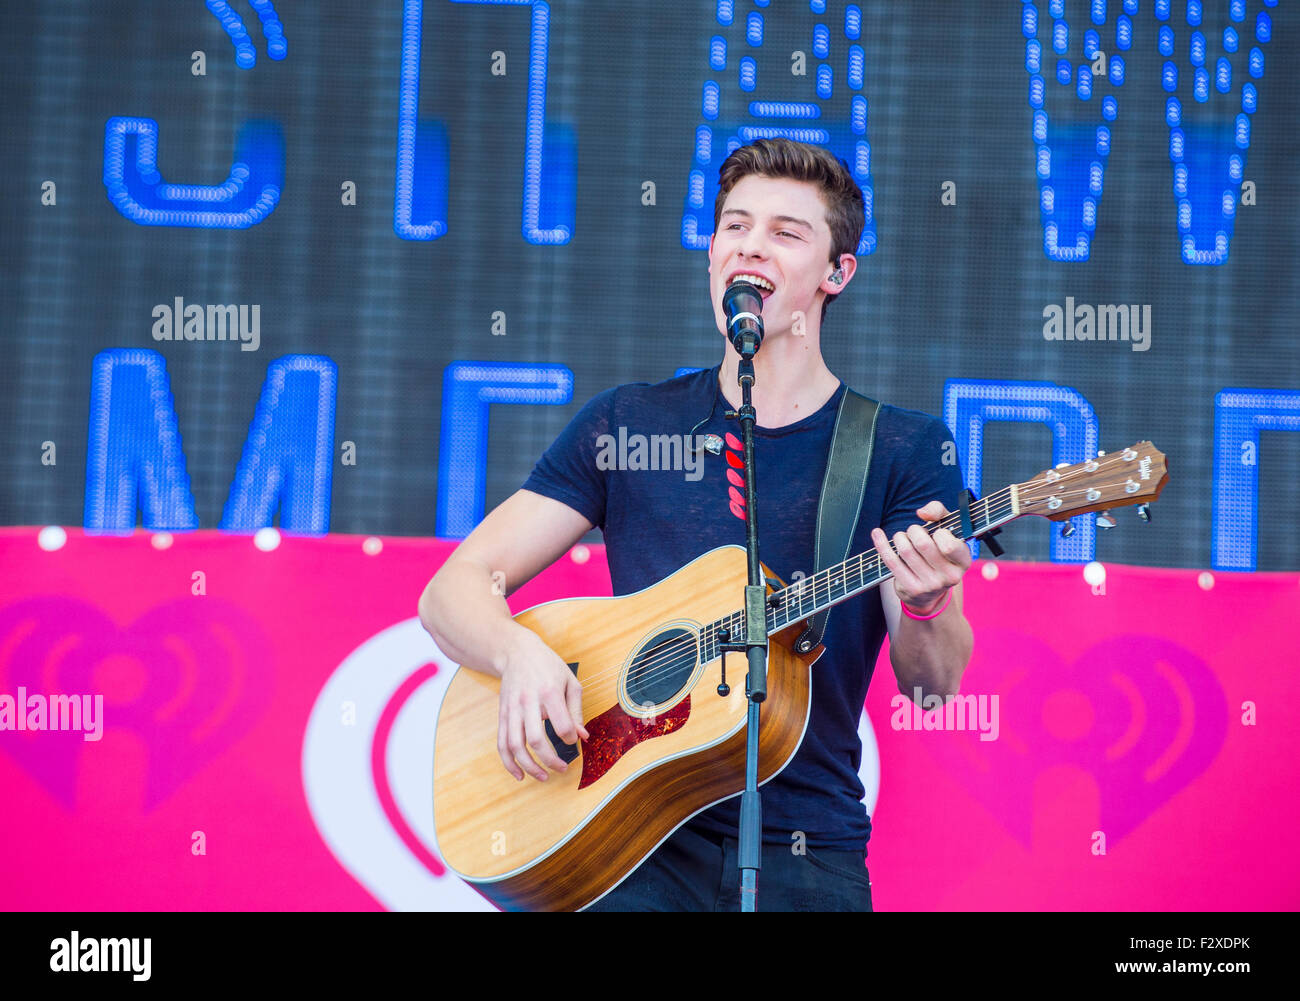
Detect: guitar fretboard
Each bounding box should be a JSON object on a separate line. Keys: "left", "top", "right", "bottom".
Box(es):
{"left": 697, "top": 488, "right": 1019, "bottom": 660}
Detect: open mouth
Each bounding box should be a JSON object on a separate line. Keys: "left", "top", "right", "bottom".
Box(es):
{"left": 728, "top": 273, "right": 775, "bottom": 299}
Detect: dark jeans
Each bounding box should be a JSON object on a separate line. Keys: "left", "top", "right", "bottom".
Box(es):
{"left": 582, "top": 822, "right": 873, "bottom": 912}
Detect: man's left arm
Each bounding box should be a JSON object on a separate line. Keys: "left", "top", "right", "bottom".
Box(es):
{"left": 874, "top": 500, "right": 974, "bottom": 701}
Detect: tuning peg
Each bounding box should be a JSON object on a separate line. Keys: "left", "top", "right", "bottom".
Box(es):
{"left": 1137, "top": 503, "right": 1151, "bottom": 522}
{"left": 1096, "top": 509, "right": 1117, "bottom": 529}
{"left": 1060, "top": 521, "right": 1075, "bottom": 538}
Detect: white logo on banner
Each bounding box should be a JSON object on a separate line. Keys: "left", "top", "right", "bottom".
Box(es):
{"left": 302, "top": 618, "right": 494, "bottom": 911}
{"left": 859, "top": 709, "right": 880, "bottom": 815}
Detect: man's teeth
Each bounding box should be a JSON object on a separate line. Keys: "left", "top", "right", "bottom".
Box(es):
{"left": 730, "top": 274, "right": 774, "bottom": 292}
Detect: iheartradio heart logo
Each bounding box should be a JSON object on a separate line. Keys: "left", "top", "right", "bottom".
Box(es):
{"left": 915, "top": 631, "right": 1228, "bottom": 845}
{"left": 0, "top": 596, "right": 271, "bottom": 811}
{"left": 303, "top": 618, "right": 882, "bottom": 911}
{"left": 302, "top": 619, "right": 494, "bottom": 911}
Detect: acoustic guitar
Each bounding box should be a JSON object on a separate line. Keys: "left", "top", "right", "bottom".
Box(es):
{"left": 431, "top": 443, "right": 1169, "bottom": 910}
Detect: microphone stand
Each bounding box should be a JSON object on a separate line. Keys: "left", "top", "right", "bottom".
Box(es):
{"left": 717, "top": 319, "right": 767, "bottom": 913}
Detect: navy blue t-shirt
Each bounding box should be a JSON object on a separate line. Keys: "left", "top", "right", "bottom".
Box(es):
{"left": 521, "top": 364, "right": 963, "bottom": 851}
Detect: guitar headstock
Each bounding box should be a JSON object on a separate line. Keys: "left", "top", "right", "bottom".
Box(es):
{"left": 1017, "top": 442, "right": 1169, "bottom": 521}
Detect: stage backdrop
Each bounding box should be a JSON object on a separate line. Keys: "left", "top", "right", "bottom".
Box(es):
{"left": 0, "top": 528, "right": 1296, "bottom": 911}
{"left": 2, "top": 1, "right": 1298, "bottom": 912}
{"left": 1, "top": 1, "right": 1299, "bottom": 571}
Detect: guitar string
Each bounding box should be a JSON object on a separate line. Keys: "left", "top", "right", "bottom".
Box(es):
{"left": 556, "top": 497, "right": 1014, "bottom": 715}
{"left": 551, "top": 453, "right": 1148, "bottom": 713}
{"left": 562, "top": 459, "right": 1129, "bottom": 705}
{"left": 562, "top": 469, "right": 1088, "bottom": 705}
{"left": 555, "top": 487, "right": 1017, "bottom": 705}
{"left": 611, "top": 491, "right": 1014, "bottom": 689}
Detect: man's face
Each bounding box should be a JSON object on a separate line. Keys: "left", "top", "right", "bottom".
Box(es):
{"left": 707, "top": 174, "right": 845, "bottom": 341}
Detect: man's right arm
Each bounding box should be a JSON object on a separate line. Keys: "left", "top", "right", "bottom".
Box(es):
{"left": 417, "top": 488, "right": 594, "bottom": 782}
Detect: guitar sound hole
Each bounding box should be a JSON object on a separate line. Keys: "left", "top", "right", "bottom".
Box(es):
{"left": 625, "top": 628, "right": 698, "bottom": 708}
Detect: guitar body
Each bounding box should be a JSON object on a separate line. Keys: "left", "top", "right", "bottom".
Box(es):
{"left": 431, "top": 544, "right": 820, "bottom": 912}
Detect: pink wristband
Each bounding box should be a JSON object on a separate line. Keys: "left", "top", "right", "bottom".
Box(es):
{"left": 900, "top": 588, "right": 952, "bottom": 621}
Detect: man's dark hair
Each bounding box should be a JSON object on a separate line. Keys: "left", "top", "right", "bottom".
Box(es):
{"left": 713, "top": 138, "right": 865, "bottom": 323}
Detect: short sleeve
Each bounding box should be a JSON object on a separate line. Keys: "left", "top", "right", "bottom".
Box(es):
{"left": 520, "top": 387, "right": 616, "bottom": 530}
{"left": 879, "top": 416, "right": 965, "bottom": 539}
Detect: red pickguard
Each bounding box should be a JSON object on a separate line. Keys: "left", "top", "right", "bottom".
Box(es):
{"left": 578, "top": 697, "right": 691, "bottom": 789}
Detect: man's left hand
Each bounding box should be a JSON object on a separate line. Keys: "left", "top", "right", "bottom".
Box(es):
{"left": 871, "top": 501, "right": 971, "bottom": 615}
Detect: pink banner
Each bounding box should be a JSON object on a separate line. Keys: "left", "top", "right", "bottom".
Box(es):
{"left": 1, "top": 527, "right": 1296, "bottom": 910}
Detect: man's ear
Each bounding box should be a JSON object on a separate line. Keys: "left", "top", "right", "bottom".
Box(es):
{"left": 826, "top": 254, "right": 858, "bottom": 291}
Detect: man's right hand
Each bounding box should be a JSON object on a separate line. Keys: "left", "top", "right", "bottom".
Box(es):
{"left": 497, "top": 628, "right": 590, "bottom": 782}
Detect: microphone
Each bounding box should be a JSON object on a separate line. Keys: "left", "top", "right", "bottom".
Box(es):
{"left": 722, "top": 280, "right": 764, "bottom": 358}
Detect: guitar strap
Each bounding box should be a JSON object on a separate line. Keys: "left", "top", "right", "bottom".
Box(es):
{"left": 793, "top": 386, "right": 880, "bottom": 655}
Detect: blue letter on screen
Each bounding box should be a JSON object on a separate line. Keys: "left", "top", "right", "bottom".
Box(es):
{"left": 1022, "top": 0, "right": 1274, "bottom": 263}
{"left": 681, "top": 0, "right": 875, "bottom": 256}
{"left": 943, "top": 378, "right": 1100, "bottom": 561}
{"left": 220, "top": 356, "right": 338, "bottom": 535}
{"left": 1021, "top": 0, "right": 1130, "bottom": 261}
{"left": 1213, "top": 387, "right": 1300, "bottom": 570}
{"left": 205, "top": 0, "right": 288, "bottom": 68}
{"left": 395, "top": 0, "right": 574, "bottom": 244}
{"left": 1156, "top": 0, "right": 1274, "bottom": 264}
{"left": 84, "top": 349, "right": 200, "bottom": 534}
{"left": 103, "top": 117, "right": 283, "bottom": 229}
{"left": 438, "top": 361, "right": 573, "bottom": 538}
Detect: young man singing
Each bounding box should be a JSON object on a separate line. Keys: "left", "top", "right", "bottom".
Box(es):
{"left": 419, "top": 138, "right": 973, "bottom": 911}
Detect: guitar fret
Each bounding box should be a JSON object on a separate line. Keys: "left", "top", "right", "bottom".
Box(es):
{"left": 706, "top": 485, "right": 1033, "bottom": 648}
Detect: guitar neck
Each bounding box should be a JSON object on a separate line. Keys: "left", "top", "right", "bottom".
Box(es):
{"left": 699, "top": 486, "right": 1021, "bottom": 660}
{"left": 696, "top": 440, "right": 1168, "bottom": 658}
